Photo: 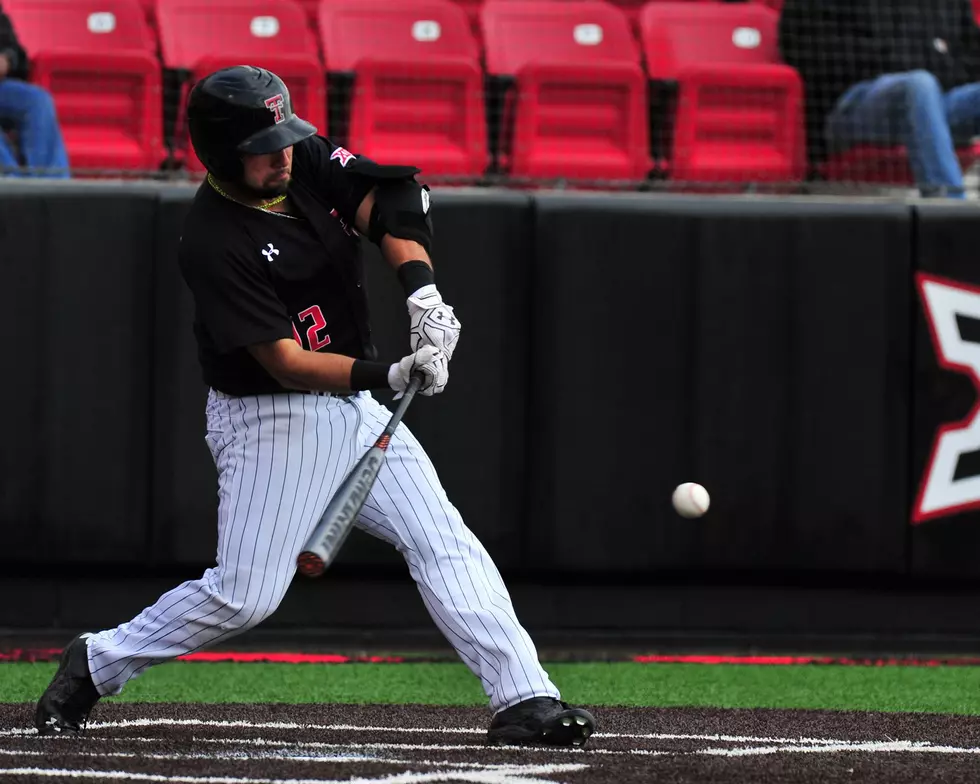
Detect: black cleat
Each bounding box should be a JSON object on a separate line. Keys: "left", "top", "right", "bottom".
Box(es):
{"left": 34, "top": 633, "right": 101, "bottom": 736}
{"left": 487, "top": 697, "right": 597, "bottom": 747}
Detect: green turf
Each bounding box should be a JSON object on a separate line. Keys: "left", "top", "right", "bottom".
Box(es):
{"left": 5, "top": 662, "right": 980, "bottom": 715}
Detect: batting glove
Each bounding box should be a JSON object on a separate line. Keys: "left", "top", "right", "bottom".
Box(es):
{"left": 388, "top": 345, "right": 449, "bottom": 398}
{"left": 407, "top": 285, "right": 461, "bottom": 361}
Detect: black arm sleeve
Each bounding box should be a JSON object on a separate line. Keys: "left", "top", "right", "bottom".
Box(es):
{"left": 180, "top": 240, "right": 293, "bottom": 355}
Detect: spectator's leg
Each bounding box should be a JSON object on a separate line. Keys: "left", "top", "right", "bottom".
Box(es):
{"left": 0, "top": 79, "right": 69, "bottom": 178}
{"left": 0, "top": 132, "right": 20, "bottom": 175}
{"left": 826, "top": 71, "right": 963, "bottom": 197}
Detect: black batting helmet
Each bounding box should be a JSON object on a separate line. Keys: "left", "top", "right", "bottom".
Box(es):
{"left": 187, "top": 65, "right": 317, "bottom": 180}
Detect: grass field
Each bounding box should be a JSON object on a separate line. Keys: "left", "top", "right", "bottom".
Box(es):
{"left": 6, "top": 660, "right": 980, "bottom": 715}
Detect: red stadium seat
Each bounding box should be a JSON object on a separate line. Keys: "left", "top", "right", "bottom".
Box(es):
{"left": 455, "top": 0, "right": 561, "bottom": 44}
{"left": 292, "top": 0, "right": 320, "bottom": 27}
{"left": 602, "top": 0, "right": 703, "bottom": 35}
{"left": 450, "top": 0, "right": 484, "bottom": 42}
{"left": 481, "top": 1, "right": 651, "bottom": 182}
{"left": 640, "top": 2, "right": 805, "bottom": 184}
{"left": 155, "top": 0, "right": 324, "bottom": 172}
{"left": 317, "top": 0, "right": 487, "bottom": 178}
{"left": 820, "top": 144, "right": 979, "bottom": 188}
{"left": 132, "top": 0, "right": 157, "bottom": 29}
{"left": 2, "top": 0, "right": 165, "bottom": 172}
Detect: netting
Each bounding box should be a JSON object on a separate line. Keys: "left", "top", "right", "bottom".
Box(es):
{"left": 0, "top": 0, "right": 978, "bottom": 196}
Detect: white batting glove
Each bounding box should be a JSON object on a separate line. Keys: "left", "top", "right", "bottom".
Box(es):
{"left": 407, "top": 284, "right": 461, "bottom": 361}
{"left": 388, "top": 345, "right": 449, "bottom": 398}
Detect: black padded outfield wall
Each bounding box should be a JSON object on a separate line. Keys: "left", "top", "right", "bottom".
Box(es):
{"left": 0, "top": 184, "right": 159, "bottom": 566}
{"left": 910, "top": 204, "right": 980, "bottom": 580}
{"left": 3, "top": 183, "right": 980, "bottom": 598}
{"left": 527, "top": 195, "right": 912, "bottom": 576}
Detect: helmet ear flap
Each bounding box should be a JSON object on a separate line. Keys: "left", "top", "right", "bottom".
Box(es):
{"left": 208, "top": 155, "right": 243, "bottom": 182}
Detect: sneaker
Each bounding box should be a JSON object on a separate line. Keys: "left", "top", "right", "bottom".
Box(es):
{"left": 487, "top": 697, "right": 597, "bottom": 747}
{"left": 34, "top": 633, "right": 101, "bottom": 736}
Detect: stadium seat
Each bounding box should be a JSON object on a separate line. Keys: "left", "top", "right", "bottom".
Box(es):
{"left": 450, "top": 0, "right": 484, "bottom": 41}
{"left": 155, "top": 0, "right": 324, "bottom": 172}
{"left": 453, "top": 0, "right": 552, "bottom": 45}
{"left": 132, "top": 0, "right": 157, "bottom": 29}
{"left": 602, "top": 0, "right": 702, "bottom": 35}
{"left": 317, "top": 0, "right": 488, "bottom": 178}
{"left": 819, "top": 144, "right": 980, "bottom": 189}
{"left": 293, "top": 0, "right": 320, "bottom": 26}
{"left": 481, "top": 1, "right": 652, "bottom": 182}
{"left": 2, "top": 0, "right": 165, "bottom": 172}
{"left": 640, "top": 2, "right": 805, "bottom": 184}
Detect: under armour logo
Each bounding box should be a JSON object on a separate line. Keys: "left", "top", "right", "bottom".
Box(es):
{"left": 262, "top": 243, "right": 279, "bottom": 262}
{"left": 914, "top": 273, "right": 980, "bottom": 522}
{"left": 435, "top": 309, "right": 456, "bottom": 325}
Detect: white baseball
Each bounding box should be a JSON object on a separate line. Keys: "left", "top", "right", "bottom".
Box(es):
{"left": 672, "top": 482, "right": 710, "bottom": 518}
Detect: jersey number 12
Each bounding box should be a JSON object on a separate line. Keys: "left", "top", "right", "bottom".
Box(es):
{"left": 294, "top": 305, "right": 332, "bottom": 352}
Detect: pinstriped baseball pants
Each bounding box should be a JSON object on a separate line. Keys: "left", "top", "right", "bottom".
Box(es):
{"left": 86, "top": 389, "right": 560, "bottom": 712}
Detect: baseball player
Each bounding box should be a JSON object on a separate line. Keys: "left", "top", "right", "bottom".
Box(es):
{"left": 34, "top": 66, "right": 596, "bottom": 747}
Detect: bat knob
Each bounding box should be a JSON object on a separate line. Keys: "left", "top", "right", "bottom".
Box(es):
{"left": 296, "top": 551, "right": 325, "bottom": 578}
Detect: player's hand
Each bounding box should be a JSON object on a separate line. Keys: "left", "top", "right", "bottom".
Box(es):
{"left": 407, "top": 285, "right": 461, "bottom": 361}
{"left": 388, "top": 345, "right": 448, "bottom": 398}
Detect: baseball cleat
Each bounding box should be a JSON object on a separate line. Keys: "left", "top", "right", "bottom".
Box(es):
{"left": 35, "top": 633, "right": 101, "bottom": 736}
{"left": 486, "top": 697, "right": 597, "bottom": 747}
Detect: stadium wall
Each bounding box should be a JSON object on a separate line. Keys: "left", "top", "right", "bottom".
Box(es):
{"left": 5, "top": 182, "right": 980, "bottom": 645}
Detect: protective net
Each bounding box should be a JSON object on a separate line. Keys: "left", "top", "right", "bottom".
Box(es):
{"left": 0, "top": 0, "right": 977, "bottom": 196}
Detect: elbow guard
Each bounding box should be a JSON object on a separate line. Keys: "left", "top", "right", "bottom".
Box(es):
{"left": 368, "top": 180, "right": 434, "bottom": 255}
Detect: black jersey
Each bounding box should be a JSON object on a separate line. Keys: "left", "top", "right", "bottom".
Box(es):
{"left": 178, "top": 136, "right": 378, "bottom": 396}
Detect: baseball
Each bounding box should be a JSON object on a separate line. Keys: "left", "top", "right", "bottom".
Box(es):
{"left": 672, "top": 482, "right": 710, "bottom": 518}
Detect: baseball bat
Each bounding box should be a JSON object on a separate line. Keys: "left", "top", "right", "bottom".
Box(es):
{"left": 296, "top": 374, "right": 423, "bottom": 578}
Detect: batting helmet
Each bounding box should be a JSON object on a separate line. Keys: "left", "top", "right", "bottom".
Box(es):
{"left": 187, "top": 65, "right": 317, "bottom": 180}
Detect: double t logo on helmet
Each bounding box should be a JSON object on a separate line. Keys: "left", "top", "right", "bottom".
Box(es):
{"left": 264, "top": 94, "right": 286, "bottom": 124}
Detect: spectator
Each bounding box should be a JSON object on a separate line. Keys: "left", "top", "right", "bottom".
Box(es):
{"left": 0, "top": 5, "right": 69, "bottom": 177}
{"left": 779, "top": 0, "right": 980, "bottom": 198}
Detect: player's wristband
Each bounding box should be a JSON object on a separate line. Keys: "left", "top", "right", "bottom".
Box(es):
{"left": 397, "top": 260, "right": 434, "bottom": 298}
{"left": 350, "top": 360, "right": 392, "bottom": 391}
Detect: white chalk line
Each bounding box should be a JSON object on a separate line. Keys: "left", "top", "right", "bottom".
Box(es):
{"left": 0, "top": 718, "right": 856, "bottom": 746}
{"left": 93, "top": 735, "right": 980, "bottom": 759}
{"left": 0, "top": 748, "right": 580, "bottom": 767}
{"left": 0, "top": 763, "right": 588, "bottom": 784}
{"left": 5, "top": 718, "right": 980, "bottom": 765}
{"left": 7, "top": 728, "right": 980, "bottom": 761}
{"left": 3, "top": 735, "right": 668, "bottom": 759}
{"left": 699, "top": 740, "right": 980, "bottom": 758}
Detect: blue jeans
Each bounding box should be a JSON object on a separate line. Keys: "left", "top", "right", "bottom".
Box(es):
{"left": 825, "top": 70, "right": 980, "bottom": 198}
{"left": 0, "top": 79, "right": 69, "bottom": 178}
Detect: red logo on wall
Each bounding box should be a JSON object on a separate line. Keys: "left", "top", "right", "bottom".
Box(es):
{"left": 264, "top": 94, "right": 286, "bottom": 124}
{"left": 914, "top": 272, "right": 980, "bottom": 523}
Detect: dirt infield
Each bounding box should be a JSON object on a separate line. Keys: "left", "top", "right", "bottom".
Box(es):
{"left": 2, "top": 702, "right": 980, "bottom": 783}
